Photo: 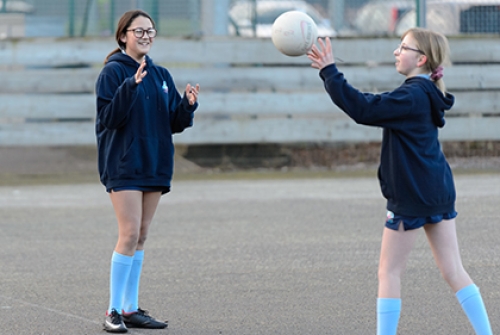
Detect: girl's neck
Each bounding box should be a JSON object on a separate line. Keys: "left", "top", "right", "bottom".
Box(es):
{"left": 406, "top": 69, "right": 428, "bottom": 79}
{"left": 121, "top": 49, "right": 145, "bottom": 64}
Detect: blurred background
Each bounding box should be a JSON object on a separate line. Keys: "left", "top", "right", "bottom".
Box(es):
{"left": 2, "top": 0, "right": 500, "bottom": 38}
{"left": 1, "top": 0, "right": 500, "bottom": 183}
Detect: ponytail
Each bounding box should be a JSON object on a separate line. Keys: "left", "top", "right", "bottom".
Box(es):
{"left": 430, "top": 65, "right": 446, "bottom": 94}
{"left": 104, "top": 47, "right": 121, "bottom": 64}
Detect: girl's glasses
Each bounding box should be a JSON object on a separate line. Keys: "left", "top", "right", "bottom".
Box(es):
{"left": 397, "top": 44, "right": 425, "bottom": 55}
{"left": 126, "top": 28, "right": 157, "bottom": 38}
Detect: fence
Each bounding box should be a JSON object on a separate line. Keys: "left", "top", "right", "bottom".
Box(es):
{"left": 1, "top": 36, "right": 499, "bottom": 146}
{"left": 1, "top": 0, "right": 499, "bottom": 38}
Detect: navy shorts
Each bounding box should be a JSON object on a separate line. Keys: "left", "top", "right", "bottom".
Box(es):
{"left": 107, "top": 186, "right": 170, "bottom": 195}
{"left": 385, "top": 210, "right": 458, "bottom": 231}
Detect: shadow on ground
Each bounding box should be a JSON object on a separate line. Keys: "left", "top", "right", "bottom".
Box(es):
{"left": 1, "top": 145, "right": 499, "bottom": 186}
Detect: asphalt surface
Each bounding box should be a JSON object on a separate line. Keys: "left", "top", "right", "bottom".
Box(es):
{"left": 1, "top": 175, "right": 500, "bottom": 335}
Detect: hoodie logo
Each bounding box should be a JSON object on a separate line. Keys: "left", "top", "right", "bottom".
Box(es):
{"left": 386, "top": 211, "right": 394, "bottom": 224}
{"left": 162, "top": 81, "right": 168, "bottom": 94}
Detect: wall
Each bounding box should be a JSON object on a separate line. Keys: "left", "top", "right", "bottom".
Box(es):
{"left": 0, "top": 36, "right": 499, "bottom": 146}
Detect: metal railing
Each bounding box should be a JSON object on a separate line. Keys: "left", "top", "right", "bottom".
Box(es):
{"left": 0, "top": 0, "right": 498, "bottom": 38}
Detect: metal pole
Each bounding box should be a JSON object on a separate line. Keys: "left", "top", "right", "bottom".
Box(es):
{"left": 80, "top": 0, "right": 93, "bottom": 37}
{"left": 188, "top": 0, "right": 199, "bottom": 36}
{"left": 69, "top": 0, "right": 75, "bottom": 37}
{"left": 416, "top": 0, "right": 426, "bottom": 28}
{"left": 151, "top": 0, "right": 159, "bottom": 32}
{"left": 201, "top": 0, "right": 214, "bottom": 36}
{"left": 213, "top": 0, "right": 229, "bottom": 35}
{"left": 110, "top": 0, "right": 115, "bottom": 34}
{"left": 251, "top": 0, "right": 257, "bottom": 36}
{"left": 329, "top": 0, "right": 344, "bottom": 33}
{"left": 201, "top": 0, "right": 229, "bottom": 36}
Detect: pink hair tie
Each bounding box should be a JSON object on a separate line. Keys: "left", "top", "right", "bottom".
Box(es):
{"left": 431, "top": 66, "right": 444, "bottom": 81}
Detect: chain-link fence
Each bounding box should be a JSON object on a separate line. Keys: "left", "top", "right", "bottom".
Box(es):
{"left": 0, "top": 0, "right": 200, "bottom": 37}
{"left": 0, "top": 0, "right": 499, "bottom": 38}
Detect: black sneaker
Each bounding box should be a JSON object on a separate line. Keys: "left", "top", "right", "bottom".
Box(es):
{"left": 103, "top": 309, "right": 127, "bottom": 333}
{"left": 122, "top": 308, "right": 168, "bottom": 329}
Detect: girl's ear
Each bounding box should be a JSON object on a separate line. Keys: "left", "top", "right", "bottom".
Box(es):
{"left": 119, "top": 33, "right": 127, "bottom": 45}
{"left": 417, "top": 54, "right": 427, "bottom": 68}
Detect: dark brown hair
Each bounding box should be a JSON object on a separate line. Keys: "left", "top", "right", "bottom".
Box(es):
{"left": 104, "top": 10, "right": 156, "bottom": 64}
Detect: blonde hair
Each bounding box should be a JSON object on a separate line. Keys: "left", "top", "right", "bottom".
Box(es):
{"left": 401, "top": 28, "right": 450, "bottom": 93}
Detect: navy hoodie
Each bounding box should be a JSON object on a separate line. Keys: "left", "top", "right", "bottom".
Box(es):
{"left": 320, "top": 64, "right": 455, "bottom": 217}
{"left": 95, "top": 52, "right": 197, "bottom": 191}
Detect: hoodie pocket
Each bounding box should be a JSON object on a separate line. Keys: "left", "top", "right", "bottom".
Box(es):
{"left": 117, "top": 137, "right": 173, "bottom": 178}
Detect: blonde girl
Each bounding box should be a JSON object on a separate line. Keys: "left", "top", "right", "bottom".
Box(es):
{"left": 307, "top": 28, "right": 493, "bottom": 335}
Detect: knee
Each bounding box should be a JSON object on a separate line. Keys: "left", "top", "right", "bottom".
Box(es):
{"left": 440, "top": 265, "right": 467, "bottom": 286}
{"left": 378, "top": 266, "right": 403, "bottom": 283}
{"left": 378, "top": 269, "right": 391, "bottom": 283}
{"left": 120, "top": 230, "right": 140, "bottom": 249}
{"left": 378, "top": 268, "right": 390, "bottom": 283}
{"left": 137, "top": 233, "right": 148, "bottom": 248}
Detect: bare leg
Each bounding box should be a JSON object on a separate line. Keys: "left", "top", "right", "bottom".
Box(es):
{"left": 137, "top": 191, "right": 162, "bottom": 250}
{"left": 108, "top": 190, "right": 162, "bottom": 316}
{"left": 425, "top": 219, "right": 492, "bottom": 334}
{"left": 109, "top": 191, "right": 162, "bottom": 256}
{"left": 377, "top": 222, "right": 419, "bottom": 335}
{"left": 424, "top": 219, "right": 472, "bottom": 292}
{"left": 378, "top": 223, "right": 420, "bottom": 298}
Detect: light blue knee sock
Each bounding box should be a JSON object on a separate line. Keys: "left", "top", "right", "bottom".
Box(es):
{"left": 108, "top": 251, "right": 133, "bottom": 314}
{"left": 456, "top": 284, "right": 492, "bottom": 335}
{"left": 377, "top": 298, "right": 401, "bottom": 335}
{"left": 123, "top": 250, "right": 145, "bottom": 314}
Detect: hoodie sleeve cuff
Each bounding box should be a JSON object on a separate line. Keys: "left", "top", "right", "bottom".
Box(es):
{"left": 319, "top": 63, "right": 338, "bottom": 81}
{"left": 125, "top": 76, "right": 139, "bottom": 88}
{"left": 182, "top": 94, "right": 198, "bottom": 111}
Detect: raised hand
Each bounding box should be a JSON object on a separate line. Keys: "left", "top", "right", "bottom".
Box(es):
{"left": 186, "top": 83, "right": 200, "bottom": 105}
{"left": 135, "top": 59, "right": 148, "bottom": 84}
{"left": 307, "top": 37, "right": 335, "bottom": 70}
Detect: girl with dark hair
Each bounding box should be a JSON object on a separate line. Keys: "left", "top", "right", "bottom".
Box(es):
{"left": 95, "top": 9, "right": 200, "bottom": 333}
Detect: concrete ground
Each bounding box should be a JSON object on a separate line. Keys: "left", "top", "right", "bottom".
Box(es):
{"left": 1, "top": 174, "right": 500, "bottom": 335}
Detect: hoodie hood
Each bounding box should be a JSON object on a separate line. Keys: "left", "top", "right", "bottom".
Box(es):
{"left": 106, "top": 51, "right": 153, "bottom": 69}
{"left": 406, "top": 76, "right": 454, "bottom": 128}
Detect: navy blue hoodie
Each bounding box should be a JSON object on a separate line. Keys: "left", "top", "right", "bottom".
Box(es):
{"left": 95, "top": 52, "right": 197, "bottom": 191}
{"left": 320, "top": 64, "right": 455, "bottom": 217}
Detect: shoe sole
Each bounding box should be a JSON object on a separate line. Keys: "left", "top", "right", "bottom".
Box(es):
{"left": 103, "top": 328, "right": 128, "bottom": 333}
{"left": 124, "top": 322, "right": 168, "bottom": 329}
{"left": 103, "top": 323, "right": 128, "bottom": 333}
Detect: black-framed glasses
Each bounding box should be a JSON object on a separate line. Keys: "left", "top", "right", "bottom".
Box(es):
{"left": 397, "top": 44, "right": 425, "bottom": 55}
{"left": 126, "top": 28, "right": 157, "bottom": 38}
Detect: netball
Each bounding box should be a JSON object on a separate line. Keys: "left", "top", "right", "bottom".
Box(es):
{"left": 271, "top": 10, "right": 318, "bottom": 57}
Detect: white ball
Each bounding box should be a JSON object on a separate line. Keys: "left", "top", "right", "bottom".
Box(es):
{"left": 271, "top": 10, "right": 318, "bottom": 57}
